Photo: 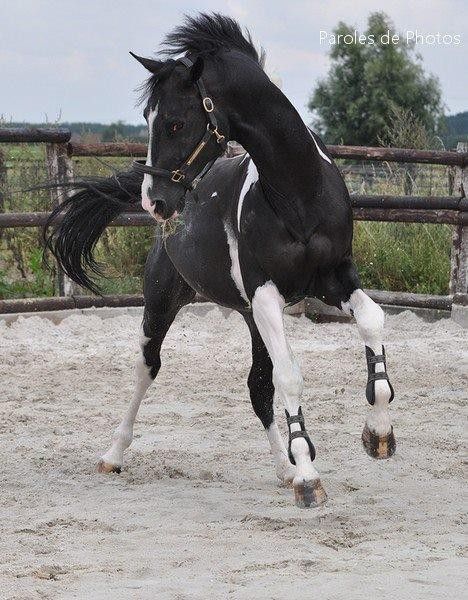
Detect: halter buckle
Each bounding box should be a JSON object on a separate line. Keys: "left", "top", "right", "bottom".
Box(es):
{"left": 207, "top": 124, "right": 225, "bottom": 145}
{"left": 213, "top": 129, "right": 225, "bottom": 144}
{"left": 171, "top": 170, "right": 185, "bottom": 183}
{"left": 203, "top": 97, "right": 214, "bottom": 112}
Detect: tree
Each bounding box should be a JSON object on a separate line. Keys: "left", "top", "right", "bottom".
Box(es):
{"left": 309, "top": 12, "right": 443, "bottom": 145}
{"left": 441, "top": 111, "right": 468, "bottom": 148}
{"left": 101, "top": 120, "right": 127, "bottom": 142}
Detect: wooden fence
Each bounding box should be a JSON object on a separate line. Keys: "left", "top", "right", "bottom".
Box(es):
{"left": 0, "top": 128, "right": 467, "bottom": 315}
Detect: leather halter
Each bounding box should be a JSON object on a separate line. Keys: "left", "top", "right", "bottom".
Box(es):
{"left": 132, "top": 56, "right": 227, "bottom": 191}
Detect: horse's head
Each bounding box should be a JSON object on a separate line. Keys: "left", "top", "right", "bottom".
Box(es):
{"left": 131, "top": 53, "right": 228, "bottom": 222}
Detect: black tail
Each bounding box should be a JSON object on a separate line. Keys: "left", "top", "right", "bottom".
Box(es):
{"left": 43, "top": 169, "right": 143, "bottom": 294}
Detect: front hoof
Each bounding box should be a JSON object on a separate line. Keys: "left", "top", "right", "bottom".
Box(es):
{"left": 362, "top": 424, "right": 396, "bottom": 459}
{"left": 293, "top": 478, "right": 327, "bottom": 508}
{"left": 96, "top": 459, "right": 121, "bottom": 474}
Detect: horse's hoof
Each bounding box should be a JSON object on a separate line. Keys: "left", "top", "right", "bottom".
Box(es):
{"left": 293, "top": 478, "right": 327, "bottom": 508}
{"left": 362, "top": 424, "right": 396, "bottom": 459}
{"left": 96, "top": 459, "right": 121, "bottom": 474}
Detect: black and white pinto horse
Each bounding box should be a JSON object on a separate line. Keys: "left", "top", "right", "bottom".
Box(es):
{"left": 46, "top": 14, "right": 395, "bottom": 508}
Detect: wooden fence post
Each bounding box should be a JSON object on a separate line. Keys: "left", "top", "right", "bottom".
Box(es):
{"left": 45, "top": 142, "right": 78, "bottom": 296}
{"left": 449, "top": 142, "right": 468, "bottom": 295}
{"left": 0, "top": 148, "right": 5, "bottom": 241}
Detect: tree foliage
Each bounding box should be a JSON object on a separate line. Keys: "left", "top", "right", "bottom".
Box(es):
{"left": 309, "top": 12, "right": 443, "bottom": 145}
{"left": 441, "top": 111, "right": 468, "bottom": 148}
{"left": 101, "top": 120, "right": 130, "bottom": 142}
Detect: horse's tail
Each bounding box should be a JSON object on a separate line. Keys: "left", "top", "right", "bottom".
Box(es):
{"left": 43, "top": 169, "right": 143, "bottom": 294}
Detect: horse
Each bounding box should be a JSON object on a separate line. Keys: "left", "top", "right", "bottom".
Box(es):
{"left": 45, "top": 13, "right": 395, "bottom": 508}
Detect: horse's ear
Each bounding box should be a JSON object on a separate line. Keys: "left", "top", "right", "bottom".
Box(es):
{"left": 129, "top": 52, "right": 164, "bottom": 74}
{"left": 190, "top": 56, "right": 204, "bottom": 82}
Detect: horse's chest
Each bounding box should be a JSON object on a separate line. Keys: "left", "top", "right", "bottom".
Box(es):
{"left": 164, "top": 203, "right": 249, "bottom": 310}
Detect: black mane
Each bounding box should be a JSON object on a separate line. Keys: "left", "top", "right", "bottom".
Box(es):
{"left": 139, "top": 13, "right": 263, "bottom": 104}
{"left": 162, "top": 13, "right": 261, "bottom": 64}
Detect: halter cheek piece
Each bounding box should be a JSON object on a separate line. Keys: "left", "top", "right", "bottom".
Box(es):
{"left": 132, "top": 56, "right": 227, "bottom": 192}
{"left": 365, "top": 345, "right": 394, "bottom": 405}
{"left": 285, "top": 406, "right": 316, "bottom": 465}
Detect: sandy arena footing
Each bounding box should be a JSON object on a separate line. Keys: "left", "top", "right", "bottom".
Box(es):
{"left": 0, "top": 307, "right": 466, "bottom": 599}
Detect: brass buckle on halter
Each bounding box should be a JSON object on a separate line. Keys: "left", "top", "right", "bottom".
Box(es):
{"left": 203, "top": 97, "right": 214, "bottom": 112}
{"left": 208, "top": 125, "right": 225, "bottom": 145}
{"left": 171, "top": 170, "right": 185, "bottom": 183}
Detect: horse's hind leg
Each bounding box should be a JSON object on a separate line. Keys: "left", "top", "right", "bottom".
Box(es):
{"left": 320, "top": 258, "right": 396, "bottom": 459}
{"left": 242, "top": 313, "right": 296, "bottom": 485}
{"left": 97, "top": 241, "right": 195, "bottom": 473}
{"left": 250, "top": 282, "right": 327, "bottom": 508}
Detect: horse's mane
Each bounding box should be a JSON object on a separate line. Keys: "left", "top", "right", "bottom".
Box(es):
{"left": 162, "top": 13, "right": 262, "bottom": 64}
{"left": 139, "top": 13, "right": 264, "bottom": 104}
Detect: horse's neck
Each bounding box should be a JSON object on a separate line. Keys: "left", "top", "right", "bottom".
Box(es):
{"left": 228, "top": 76, "right": 323, "bottom": 203}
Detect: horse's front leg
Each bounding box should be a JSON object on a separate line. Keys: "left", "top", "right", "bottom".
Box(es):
{"left": 251, "top": 281, "right": 327, "bottom": 508}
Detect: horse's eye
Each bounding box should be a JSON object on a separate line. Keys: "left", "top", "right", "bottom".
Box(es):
{"left": 169, "top": 121, "right": 184, "bottom": 134}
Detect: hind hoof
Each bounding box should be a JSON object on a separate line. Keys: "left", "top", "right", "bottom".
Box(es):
{"left": 96, "top": 459, "right": 121, "bottom": 474}
{"left": 362, "top": 424, "right": 396, "bottom": 459}
{"left": 293, "top": 479, "right": 327, "bottom": 508}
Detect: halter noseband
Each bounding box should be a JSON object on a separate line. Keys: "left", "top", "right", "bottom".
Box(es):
{"left": 132, "top": 56, "right": 227, "bottom": 192}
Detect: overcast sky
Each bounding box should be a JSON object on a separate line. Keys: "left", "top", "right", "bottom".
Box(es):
{"left": 1, "top": 0, "right": 466, "bottom": 125}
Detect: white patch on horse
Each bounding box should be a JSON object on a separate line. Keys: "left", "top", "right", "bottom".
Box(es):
{"left": 252, "top": 281, "right": 320, "bottom": 484}
{"left": 141, "top": 106, "right": 158, "bottom": 213}
{"left": 211, "top": 191, "right": 218, "bottom": 197}
{"left": 343, "top": 289, "right": 392, "bottom": 435}
{"left": 237, "top": 159, "right": 258, "bottom": 232}
{"left": 309, "top": 130, "right": 332, "bottom": 164}
{"left": 224, "top": 222, "right": 249, "bottom": 304}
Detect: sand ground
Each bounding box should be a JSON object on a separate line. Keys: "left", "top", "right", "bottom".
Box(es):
{"left": 0, "top": 306, "right": 466, "bottom": 600}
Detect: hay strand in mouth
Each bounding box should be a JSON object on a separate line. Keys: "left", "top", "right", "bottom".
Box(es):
{"left": 162, "top": 215, "right": 185, "bottom": 238}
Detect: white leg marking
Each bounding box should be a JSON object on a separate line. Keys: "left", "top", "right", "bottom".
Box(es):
{"left": 223, "top": 223, "right": 249, "bottom": 304}
{"left": 266, "top": 421, "right": 296, "bottom": 483}
{"left": 99, "top": 332, "right": 153, "bottom": 468}
{"left": 237, "top": 158, "right": 258, "bottom": 232}
{"left": 344, "top": 289, "right": 393, "bottom": 435}
{"left": 141, "top": 106, "right": 158, "bottom": 213}
{"left": 252, "top": 282, "right": 319, "bottom": 484}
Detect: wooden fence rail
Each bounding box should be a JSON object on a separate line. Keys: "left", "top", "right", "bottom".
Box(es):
{"left": 1, "top": 128, "right": 467, "bottom": 314}
{"left": 0, "top": 289, "right": 455, "bottom": 315}
{"left": 0, "top": 128, "right": 71, "bottom": 144}
{"left": 68, "top": 140, "right": 468, "bottom": 166}
{"left": 1, "top": 204, "right": 466, "bottom": 229}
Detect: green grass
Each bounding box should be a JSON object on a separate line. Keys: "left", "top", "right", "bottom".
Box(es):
{"left": 353, "top": 221, "right": 451, "bottom": 294}
{"left": 0, "top": 143, "right": 455, "bottom": 299}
